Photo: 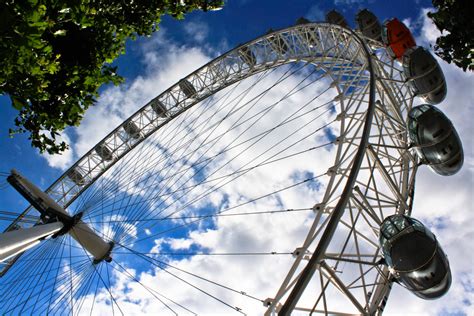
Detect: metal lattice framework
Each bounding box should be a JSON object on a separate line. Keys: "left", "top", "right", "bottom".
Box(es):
{"left": 1, "top": 23, "right": 419, "bottom": 315}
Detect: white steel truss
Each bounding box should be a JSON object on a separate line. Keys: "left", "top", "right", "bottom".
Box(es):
{"left": 1, "top": 23, "right": 419, "bottom": 316}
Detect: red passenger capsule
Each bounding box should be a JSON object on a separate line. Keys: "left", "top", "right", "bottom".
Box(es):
{"left": 382, "top": 18, "right": 416, "bottom": 60}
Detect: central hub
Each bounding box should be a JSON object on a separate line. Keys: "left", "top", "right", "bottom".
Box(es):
{"left": 7, "top": 169, "right": 114, "bottom": 263}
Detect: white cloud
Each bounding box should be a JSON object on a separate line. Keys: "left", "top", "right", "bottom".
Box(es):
{"left": 41, "top": 130, "right": 74, "bottom": 169}
{"left": 183, "top": 20, "right": 210, "bottom": 43}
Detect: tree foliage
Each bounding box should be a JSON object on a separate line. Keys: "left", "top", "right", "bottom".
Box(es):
{"left": 0, "top": 0, "right": 223, "bottom": 154}
{"left": 427, "top": 0, "right": 474, "bottom": 72}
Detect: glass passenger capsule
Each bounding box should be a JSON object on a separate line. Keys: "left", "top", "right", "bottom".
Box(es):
{"left": 67, "top": 168, "right": 85, "bottom": 186}
{"left": 179, "top": 79, "right": 197, "bottom": 98}
{"left": 379, "top": 215, "right": 451, "bottom": 299}
{"left": 355, "top": 9, "right": 382, "bottom": 41}
{"left": 123, "top": 120, "right": 141, "bottom": 140}
{"left": 150, "top": 99, "right": 168, "bottom": 118}
{"left": 95, "top": 144, "right": 113, "bottom": 161}
{"left": 403, "top": 46, "right": 447, "bottom": 104}
{"left": 382, "top": 18, "right": 416, "bottom": 60}
{"left": 408, "top": 104, "right": 463, "bottom": 176}
{"left": 325, "top": 10, "right": 349, "bottom": 28}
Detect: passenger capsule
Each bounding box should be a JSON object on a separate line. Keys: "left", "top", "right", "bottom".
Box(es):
{"left": 403, "top": 46, "right": 447, "bottom": 104}
{"left": 379, "top": 215, "right": 451, "bottom": 299}
{"left": 178, "top": 79, "right": 197, "bottom": 98}
{"left": 382, "top": 18, "right": 416, "bottom": 60}
{"left": 95, "top": 144, "right": 113, "bottom": 161}
{"left": 408, "top": 104, "right": 463, "bottom": 176}
{"left": 67, "top": 168, "right": 84, "bottom": 186}
{"left": 355, "top": 9, "right": 382, "bottom": 41}
{"left": 325, "top": 10, "right": 348, "bottom": 28}
{"left": 150, "top": 99, "right": 168, "bottom": 118}
{"left": 123, "top": 120, "right": 141, "bottom": 139}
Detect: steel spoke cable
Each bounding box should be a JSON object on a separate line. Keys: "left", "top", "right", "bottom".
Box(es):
{"left": 72, "top": 266, "right": 97, "bottom": 316}
{"left": 134, "top": 141, "right": 333, "bottom": 201}
{"left": 38, "top": 236, "right": 97, "bottom": 314}
{"left": 59, "top": 172, "right": 323, "bottom": 257}
{"left": 114, "top": 105, "right": 330, "bottom": 241}
{"left": 78, "top": 70, "right": 320, "bottom": 243}
{"left": 111, "top": 260, "right": 185, "bottom": 315}
{"left": 115, "top": 251, "right": 294, "bottom": 256}
{"left": 81, "top": 104, "right": 331, "bottom": 225}
{"left": 3, "top": 258, "right": 91, "bottom": 314}
{"left": 88, "top": 262, "right": 104, "bottom": 316}
{"left": 115, "top": 70, "right": 333, "bottom": 241}
{"left": 74, "top": 67, "right": 274, "bottom": 237}
{"left": 115, "top": 243, "right": 252, "bottom": 314}
{"left": 104, "top": 66, "right": 289, "bottom": 242}
{"left": 47, "top": 263, "right": 95, "bottom": 315}
{"left": 122, "top": 173, "right": 324, "bottom": 245}
{"left": 79, "top": 61, "right": 318, "bottom": 225}
{"left": 90, "top": 207, "right": 312, "bottom": 224}
{"left": 47, "top": 260, "right": 96, "bottom": 315}
{"left": 103, "top": 84, "right": 240, "bottom": 242}
{"left": 1, "top": 235, "right": 69, "bottom": 310}
{"left": 117, "top": 242, "right": 265, "bottom": 303}
{"left": 119, "top": 109, "right": 335, "bottom": 241}
{"left": 95, "top": 111, "right": 334, "bottom": 242}
{"left": 0, "top": 237, "right": 68, "bottom": 292}
{"left": 75, "top": 66, "right": 279, "bottom": 219}
{"left": 79, "top": 62, "right": 312, "bottom": 232}
{"left": 29, "top": 237, "right": 73, "bottom": 313}
{"left": 81, "top": 120, "right": 333, "bottom": 225}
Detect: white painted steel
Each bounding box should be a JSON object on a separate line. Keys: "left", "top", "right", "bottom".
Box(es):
{"left": 1, "top": 23, "right": 419, "bottom": 315}
{"left": 7, "top": 170, "right": 113, "bottom": 262}
{"left": 69, "top": 221, "right": 113, "bottom": 262}
{"left": 0, "top": 222, "right": 63, "bottom": 262}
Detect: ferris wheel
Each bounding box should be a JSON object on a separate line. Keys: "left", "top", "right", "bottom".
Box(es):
{"left": 0, "top": 8, "right": 463, "bottom": 315}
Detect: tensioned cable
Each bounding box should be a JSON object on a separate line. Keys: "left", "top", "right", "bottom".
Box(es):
{"left": 115, "top": 251, "right": 293, "bottom": 256}
{"left": 8, "top": 69, "right": 330, "bottom": 314}
{"left": 71, "top": 66, "right": 277, "bottom": 241}
{"left": 0, "top": 236, "right": 68, "bottom": 307}
{"left": 73, "top": 66, "right": 281, "bottom": 217}
{"left": 1, "top": 244, "right": 61, "bottom": 309}
{"left": 85, "top": 64, "right": 334, "bottom": 242}
{"left": 111, "top": 259, "right": 193, "bottom": 315}
{"left": 1, "top": 27, "right": 370, "bottom": 314}
{"left": 3, "top": 256, "right": 91, "bottom": 313}
{"left": 117, "top": 242, "right": 265, "bottom": 304}
{"left": 26, "top": 67, "right": 322, "bottom": 312}
{"left": 99, "top": 67, "right": 285, "bottom": 240}
{"left": 76, "top": 60, "right": 318, "bottom": 214}
{"left": 71, "top": 67, "right": 326, "bottom": 247}
{"left": 116, "top": 242, "right": 260, "bottom": 314}
{"left": 75, "top": 61, "right": 312, "bottom": 227}
{"left": 121, "top": 173, "right": 325, "bottom": 245}
{"left": 82, "top": 137, "right": 332, "bottom": 224}
{"left": 118, "top": 114, "right": 334, "bottom": 245}
{"left": 89, "top": 207, "right": 312, "bottom": 224}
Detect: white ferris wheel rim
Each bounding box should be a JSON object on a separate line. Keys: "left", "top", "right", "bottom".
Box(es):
{"left": 0, "top": 22, "right": 418, "bottom": 315}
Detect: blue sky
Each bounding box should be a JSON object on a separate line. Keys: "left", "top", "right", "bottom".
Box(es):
{"left": 1, "top": 0, "right": 473, "bottom": 315}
